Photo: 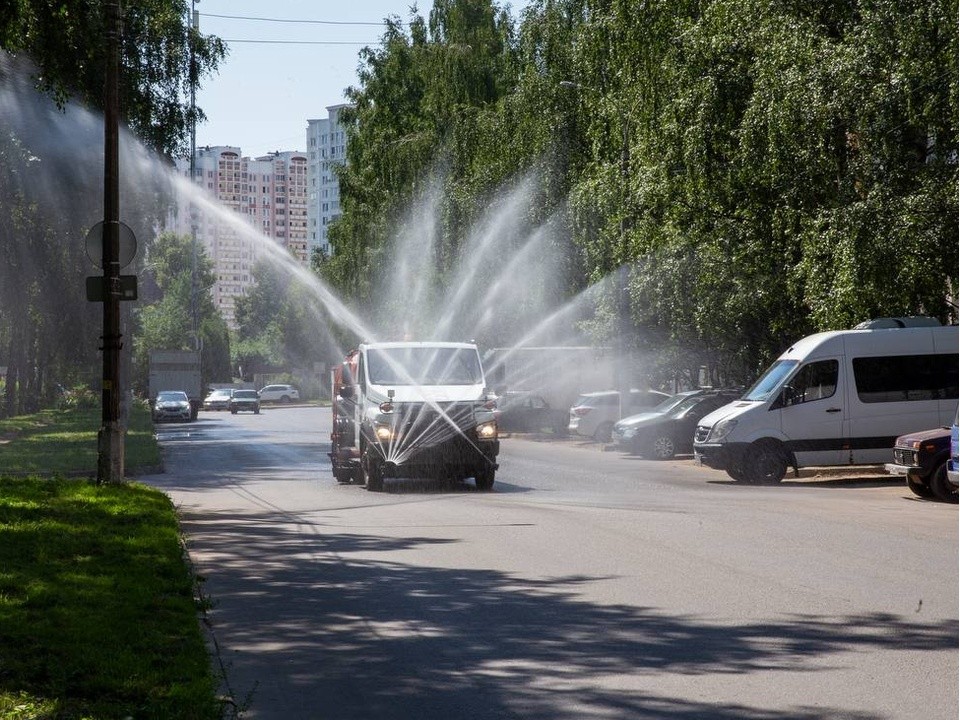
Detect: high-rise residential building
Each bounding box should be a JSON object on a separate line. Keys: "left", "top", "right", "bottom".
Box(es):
{"left": 307, "top": 104, "right": 351, "bottom": 258}
{"left": 172, "top": 146, "right": 308, "bottom": 328}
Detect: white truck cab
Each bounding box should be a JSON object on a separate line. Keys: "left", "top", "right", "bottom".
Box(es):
{"left": 329, "top": 341, "right": 500, "bottom": 491}
{"left": 694, "top": 320, "right": 958, "bottom": 483}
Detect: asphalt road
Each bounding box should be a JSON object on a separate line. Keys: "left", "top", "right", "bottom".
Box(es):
{"left": 143, "top": 406, "right": 958, "bottom": 720}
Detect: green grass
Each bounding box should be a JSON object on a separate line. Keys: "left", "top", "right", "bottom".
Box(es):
{"left": 0, "top": 404, "right": 160, "bottom": 475}
{"left": 0, "top": 407, "right": 219, "bottom": 719}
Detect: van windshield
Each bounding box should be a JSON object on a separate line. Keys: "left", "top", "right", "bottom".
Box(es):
{"left": 743, "top": 359, "right": 798, "bottom": 402}
{"left": 367, "top": 347, "right": 484, "bottom": 386}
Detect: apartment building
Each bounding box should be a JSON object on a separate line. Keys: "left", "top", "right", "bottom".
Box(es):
{"left": 173, "top": 146, "right": 308, "bottom": 328}
{"left": 306, "top": 104, "right": 351, "bottom": 258}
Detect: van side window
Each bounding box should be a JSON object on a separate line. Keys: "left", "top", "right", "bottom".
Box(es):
{"left": 853, "top": 353, "right": 959, "bottom": 403}
{"left": 782, "top": 359, "right": 839, "bottom": 406}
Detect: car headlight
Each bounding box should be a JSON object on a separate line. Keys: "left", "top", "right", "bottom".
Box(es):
{"left": 476, "top": 420, "right": 497, "bottom": 440}
{"left": 709, "top": 418, "right": 738, "bottom": 442}
{"left": 374, "top": 424, "right": 394, "bottom": 442}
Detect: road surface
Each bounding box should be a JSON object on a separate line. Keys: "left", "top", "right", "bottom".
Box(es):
{"left": 143, "top": 406, "right": 958, "bottom": 720}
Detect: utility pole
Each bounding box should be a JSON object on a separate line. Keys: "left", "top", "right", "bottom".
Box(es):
{"left": 97, "top": 0, "right": 124, "bottom": 483}
{"left": 189, "top": 0, "right": 200, "bottom": 347}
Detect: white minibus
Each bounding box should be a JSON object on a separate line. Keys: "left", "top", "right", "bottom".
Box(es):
{"left": 693, "top": 320, "right": 958, "bottom": 483}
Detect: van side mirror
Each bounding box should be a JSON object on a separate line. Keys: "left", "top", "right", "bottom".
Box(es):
{"left": 773, "top": 385, "right": 797, "bottom": 409}
{"left": 339, "top": 384, "right": 356, "bottom": 400}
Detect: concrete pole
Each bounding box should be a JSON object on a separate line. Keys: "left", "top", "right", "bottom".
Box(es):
{"left": 97, "top": 0, "right": 124, "bottom": 483}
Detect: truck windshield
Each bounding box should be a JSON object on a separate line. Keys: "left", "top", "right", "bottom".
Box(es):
{"left": 743, "top": 359, "right": 798, "bottom": 402}
{"left": 367, "top": 347, "right": 484, "bottom": 386}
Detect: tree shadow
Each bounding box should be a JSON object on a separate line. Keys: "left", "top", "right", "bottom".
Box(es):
{"left": 176, "top": 510, "right": 956, "bottom": 720}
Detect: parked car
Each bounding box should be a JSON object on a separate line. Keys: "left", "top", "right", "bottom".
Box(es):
{"left": 495, "top": 391, "right": 567, "bottom": 434}
{"left": 258, "top": 384, "right": 299, "bottom": 403}
{"left": 229, "top": 389, "right": 261, "bottom": 414}
{"left": 886, "top": 427, "right": 955, "bottom": 503}
{"left": 152, "top": 390, "right": 192, "bottom": 423}
{"left": 203, "top": 388, "right": 233, "bottom": 411}
{"left": 613, "top": 390, "right": 742, "bottom": 458}
{"left": 568, "top": 389, "right": 671, "bottom": 442}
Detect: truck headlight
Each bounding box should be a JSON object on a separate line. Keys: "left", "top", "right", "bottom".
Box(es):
{"left": 476, "top": 420, "right": 497, "bottom": 440}
{"left": 709, "top": 418, "right": 738, "bottom": 442}
{"left": 375, "top": 424, "right": 394, "bottom": 442}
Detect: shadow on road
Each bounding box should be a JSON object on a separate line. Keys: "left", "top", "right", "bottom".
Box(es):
{"left": 178, "top": 508, "right": 955, "bottom": 720}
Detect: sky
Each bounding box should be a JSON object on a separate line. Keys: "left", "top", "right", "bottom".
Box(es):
{"left": 192, "top": 1, "right": 529, "bottom": 159}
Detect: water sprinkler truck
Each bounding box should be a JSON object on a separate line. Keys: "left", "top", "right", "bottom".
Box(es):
{"left": 329, "top": 341, "right": 500, "bottom": 492}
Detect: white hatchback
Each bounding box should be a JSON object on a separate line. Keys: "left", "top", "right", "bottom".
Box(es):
{"left": 258, "top": 384, "right": 300, "bottom": 403}
{"left": 568, "top": 389, "right": 671, "bottom": 442}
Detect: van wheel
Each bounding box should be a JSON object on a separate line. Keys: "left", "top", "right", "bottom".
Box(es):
{"left": 928, "top": 461, "right": 957, "bottom": 503}
{"left": 726, "top": 463, "right": 747, "bottom": 482}
{"left": 647, "top": 435, "right": 675, "bottom": 460}
{"left": 747, "top": 443, "right": 788, "bottom": 484}
{"left": 906, "top": 472, "right": 934, "bottom": 499}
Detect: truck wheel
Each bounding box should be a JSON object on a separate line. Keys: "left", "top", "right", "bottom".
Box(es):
{"left": 746, "top": 443, "right": 788, "bottom": 484}
{"left": 474, "top": 467, "right": 495, "bottom": 491}
{"left": 361, "top": 450, "right": 384, "bottom": 492}
{"left": 333, "top": 468, "right": 353, "bottom": 484}
{"left": 647, "top": 435, "right": 675, "bottom": 460}
{"left": 906, "top": 472, "right": 934, "bottom": 499}
{"left": 928, "top": 461, "right": 957, "bottom": 503}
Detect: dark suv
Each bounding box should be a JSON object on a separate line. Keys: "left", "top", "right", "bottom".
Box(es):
{"left": 229, "top": 389, "right": 261, "bottom": 415}
{"left": 886, "top": 427, "right": 954, "bottom": 502}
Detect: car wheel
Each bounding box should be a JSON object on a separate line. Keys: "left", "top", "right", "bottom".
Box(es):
{"left": 594, "top": 421, "right": 614, "bottom": 443}
{"left": 927, "top": 461, "right": 957, "bottom": 503}
{"left": 254, "top": 408, "right": 260, "bottom": 414}
{"left": 474, "top": 466, "right": 495, "bottom": 491}
{"left": 230, "top": 408, "right": 237, "bottom": 414}
{"left": 648, "top": 435, "right": 676, "bottom": 460}
{"left": 906, "top": 472, "right": 935, "bottom": 499}
{"left": 745, "top": 443, "right": 788, "bottom": 484}
{"left": 280, "top": 395, "right": 290, "bottom": 404}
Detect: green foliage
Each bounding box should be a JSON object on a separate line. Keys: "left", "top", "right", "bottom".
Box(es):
{"left": 0, "top": 0, "right": 225, "bottom": 157}
{"left": 0, "top": 1, "right": 226, "bottom": 416}
{"left": 234, "top": 262, "right": 335, "bottom": 380}
{"left": 133, "top": 232, "right": 232, "bottom": 394}
{"left": 57, "top": 384, "right": 98, "bottom": 411}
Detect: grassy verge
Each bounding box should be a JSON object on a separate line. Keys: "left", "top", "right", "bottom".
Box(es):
{"left": 0, "top": 403, "right": 160, "bottom": 474}
{"left": 0, "top": 407, "right": 219, "bottom": 719}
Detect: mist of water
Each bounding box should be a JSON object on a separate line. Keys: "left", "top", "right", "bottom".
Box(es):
{"left": 1, "top": 52, "right": 628, "bottom": 468}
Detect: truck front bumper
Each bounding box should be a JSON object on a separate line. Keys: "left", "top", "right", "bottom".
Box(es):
{"left": 374, "top": 435, "right": 499, "bottom": 479}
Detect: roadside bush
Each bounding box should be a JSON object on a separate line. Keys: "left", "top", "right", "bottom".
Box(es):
{"left": 60, "top": 384, "right": 98, "bottom": 410}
